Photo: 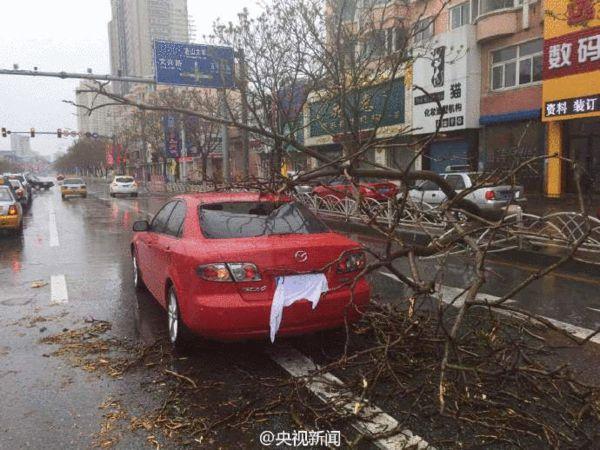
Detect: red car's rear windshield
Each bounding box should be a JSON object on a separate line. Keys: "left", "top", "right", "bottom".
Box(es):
{"left": 199, "top": 201, "right": 328, "bottom": 239}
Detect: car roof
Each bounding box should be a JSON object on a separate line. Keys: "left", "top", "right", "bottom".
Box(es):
{"left": 181, "top": 191, "right": 292, "bottom": 206}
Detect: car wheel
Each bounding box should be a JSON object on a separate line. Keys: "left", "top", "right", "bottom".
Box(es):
{"left": 132, "top": 253, "right": 145, "bottom": 290}
{"left": 132, "top": 193, "right": 138, "bottom": 198}
{"left": 167, "top": 287, "right": 189, "bottom": 349}
{"left": 61, "top": 195, "right": 66, "bottom": 200}
{"left": 82, "top": 194, "right": 87, "bottom": 198}
{"left": 110, "top": 193, "right": 115, "bottom": 198}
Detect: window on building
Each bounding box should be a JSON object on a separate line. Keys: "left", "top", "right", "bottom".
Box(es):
{"left": 491, "top": 39, "right": 542, "bottom": 90}
{"left": 450, "top": 2, "right": 471, "bottom": 29}
{"left": 480, "top": 0, "right": 515, "bottom": 15}
{"left": 364, "top": 28, "right": 407, "bottom": 58}
{"left": 364, "top": 29, "right": 387, "bottom": 57}
{"left": 414, "top": 18, "right": 434, "bottom": 43}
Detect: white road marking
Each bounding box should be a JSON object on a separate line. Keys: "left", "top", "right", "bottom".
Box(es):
{"left": 587, "top": 307, "right": 600, "bottom": 314}
{"left": 379, "top": 271, "right": 600, "bottom": 345}
{"left": 379, "top": 272, "right": 516, "bottom": 307}
{"left": 267, "top": 345, "right": 433, "bottom": 450}
{"left": 50, "top": 275, "right": 68, "bottom": 305}
{"left": 49, "top": 201, "right": 59, "bottom": 247}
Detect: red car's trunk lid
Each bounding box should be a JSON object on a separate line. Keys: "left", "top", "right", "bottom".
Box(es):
{"left": 207, "top": 232, "right": 360, "bottom": 302}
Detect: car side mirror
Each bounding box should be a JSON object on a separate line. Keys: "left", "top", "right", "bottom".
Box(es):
{"left": 133, "top": 220, "right": 150, "bottom": 232}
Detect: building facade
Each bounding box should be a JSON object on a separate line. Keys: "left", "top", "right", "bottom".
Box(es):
{"left": 75, "top": 81, "right": 119, "bottom": 137}
{"left": 476, "top": 0, "right": 545, "bottom": 194}
{"left": 109, "top": 0, "right": 190, "bottom": 88}
{"left": 10, "top": 134, "right": 32, "bottom": 158}
{"left": 542, "top": 0, "right": 600, "bottom": 197}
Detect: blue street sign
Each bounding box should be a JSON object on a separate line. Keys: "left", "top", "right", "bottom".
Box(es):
{"left": 154, "top": 40, "right": 235, "bottom": 88}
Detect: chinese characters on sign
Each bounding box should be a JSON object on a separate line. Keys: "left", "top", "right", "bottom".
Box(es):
{"left": 542, "top": 0, "right": 600, "bottom": 121}
{"left": 544, "top": 95, "right": 600, "bottom": 118}
{"left": 544, "top": 28, "right": 600, "bottom": 79}
{"left": 154, "top": 41, "right": 235, "bottom": 88}
{"left": 416, "top": 82, "right": 464, "bottom": 130}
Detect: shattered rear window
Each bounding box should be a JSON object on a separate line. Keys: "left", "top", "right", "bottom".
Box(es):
{"left": 199, "top": 201, "right": 328, "bottom": 239}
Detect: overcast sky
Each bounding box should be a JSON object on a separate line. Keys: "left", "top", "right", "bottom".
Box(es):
{"left": 0, "top": 0, "right": 254, "bottom": 158}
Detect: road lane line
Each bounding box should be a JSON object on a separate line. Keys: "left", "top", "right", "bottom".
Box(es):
{"left": 49, "top": 201, "right": 59, "bottom": 247}
{"left": 379, "top": 271, "right": 600, "bottom": 345}
{"left": 50, "top": 275, "right": 68, "bottom": 305}
{"left": 267, "top": 345, "right": 432, "bottom": 450}
{"left": 486, "top": 258, "right": 600, "bottom": 286}
{"left": 587, "top": 307, "right": 600, "bottom": 314}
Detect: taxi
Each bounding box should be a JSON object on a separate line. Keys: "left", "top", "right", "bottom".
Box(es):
{"left": 61, "top": 178, "right": 87, "bottom": 200}
{"left": 0, "top": 185, "right": 23, "bottom": 234}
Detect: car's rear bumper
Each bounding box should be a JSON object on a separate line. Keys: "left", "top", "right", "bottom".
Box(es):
{"left": 479, "top": 198, "right": 527, "bottom": 210}
{"left": 183, "top": 278, "right": 371, "bottom": 341}
{"left": 62, "top": 189, "right": 86, "bottom": 196}
{"left": 110, "top": 186, "right": 138, "bottom": 194}
{"left": 0, "top": 215, "right": 20, "bottom": 229}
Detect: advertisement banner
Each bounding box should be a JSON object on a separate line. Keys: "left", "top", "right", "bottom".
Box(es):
{"left": 106, "top": 144, "right": 114, "bottom": 166}
{"left": 411, "top": 26, "right": 481, "bottom": 134}
{"left": 542, "top": 0, "right": 600, "bottom": 121}
{"left": 164, "top": 115, "right": 181, "bottom": 158}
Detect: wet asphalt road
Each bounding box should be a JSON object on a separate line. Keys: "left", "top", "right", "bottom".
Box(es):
{"left": 1, "top": 181, "right": 599, "bottom": 448}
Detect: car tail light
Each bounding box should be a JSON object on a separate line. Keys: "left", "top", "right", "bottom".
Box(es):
{"left": 8, "top": 205, "right": 17, "bottom": 215}
{"left": 485, "top": 190, "right": 495, "bottom": 201}
{"left": 16, "top": 189, "right": 24, "bottom": 198}
{"left": 336, "top": 252, "right": 366, "bottom": 273}
{"left": 196, "top": 263, "right": 261, "bottom": 282}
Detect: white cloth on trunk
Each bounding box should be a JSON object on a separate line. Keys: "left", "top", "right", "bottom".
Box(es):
{"left": 269, "top": 273, "right": 329, "bottom": 343}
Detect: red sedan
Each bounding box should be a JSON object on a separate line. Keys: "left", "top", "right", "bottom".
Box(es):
{"left": 131, "top": 192, "right": 370, "bottom": 346}
{"left": 312, "top": 177, "right": 398, "bottom": 201}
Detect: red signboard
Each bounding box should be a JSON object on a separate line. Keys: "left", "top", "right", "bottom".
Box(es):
{"left": 543, "top": 26, "right": 600, "bottom": 80}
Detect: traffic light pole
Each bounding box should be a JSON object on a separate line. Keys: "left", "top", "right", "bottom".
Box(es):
{"left": 0, "top": 68, "right": 155, "bottom": 85}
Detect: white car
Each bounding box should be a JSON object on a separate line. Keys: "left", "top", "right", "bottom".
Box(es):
{"left": 109, "top": 176, "right": 138, "bottom": 197}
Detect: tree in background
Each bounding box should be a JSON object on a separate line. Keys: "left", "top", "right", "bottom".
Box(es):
{"left": 54, "top": 138, "right": 107, "bottom": 176}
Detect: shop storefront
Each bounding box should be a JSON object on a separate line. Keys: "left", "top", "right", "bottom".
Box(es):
{"left": 542, "top": 0, "right": 600, "bottom": 197}
{"left": 412, "top": 25, "right": 482, "bottom": 173}
{"left": 479, "top": 110, "right": 545, "bottom": 194}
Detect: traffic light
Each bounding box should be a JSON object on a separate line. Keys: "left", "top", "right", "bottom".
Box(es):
{"left": 30, "top": 128, "right": 35, "bottom": 138}
{"left": 1, "top": 128, "right": 6, "bottom": 138}
{"left": 57, "top": 129, "right": 62, "bottom": 138}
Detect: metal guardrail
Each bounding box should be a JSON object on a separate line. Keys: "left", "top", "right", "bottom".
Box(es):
{"left": 293, "top": 193, "right": 600, "bottom": 260}
{"left": 145, "top": 183, "right": 600, "bottom": 261}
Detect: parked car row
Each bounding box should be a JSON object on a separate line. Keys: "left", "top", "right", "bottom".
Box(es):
{"left": 0, "top": 172, "right": 55, "bottom": 235}
{"left": 298, "top": 167, "right": 526, "bottom": 214}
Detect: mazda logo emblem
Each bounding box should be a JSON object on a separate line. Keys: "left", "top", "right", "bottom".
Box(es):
{"left": 294, "top": 250, "right": 308, "bottom": 263}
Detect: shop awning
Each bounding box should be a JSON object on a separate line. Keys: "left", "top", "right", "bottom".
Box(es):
{"left": 479, "top": 109, "right": 541, "bottom": 125}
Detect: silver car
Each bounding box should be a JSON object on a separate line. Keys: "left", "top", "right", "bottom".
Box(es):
{"left": 408, "top": 171, "right": 526, "bottom": 211}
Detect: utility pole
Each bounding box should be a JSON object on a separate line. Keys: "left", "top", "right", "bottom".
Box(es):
{"left": 0, "top": 68, "right": 155, "bottom": 85}
{"left": 237, "top": 49, "right": 250, "bottom": 180}
{"left": 219, "top": 89, "right": 230, "bottom": 183}
{"left": 180, "top": 114, "right": 187, "bottom": 182}
{"left": 140, "top": 111, "right": 148, "bottom": 186}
